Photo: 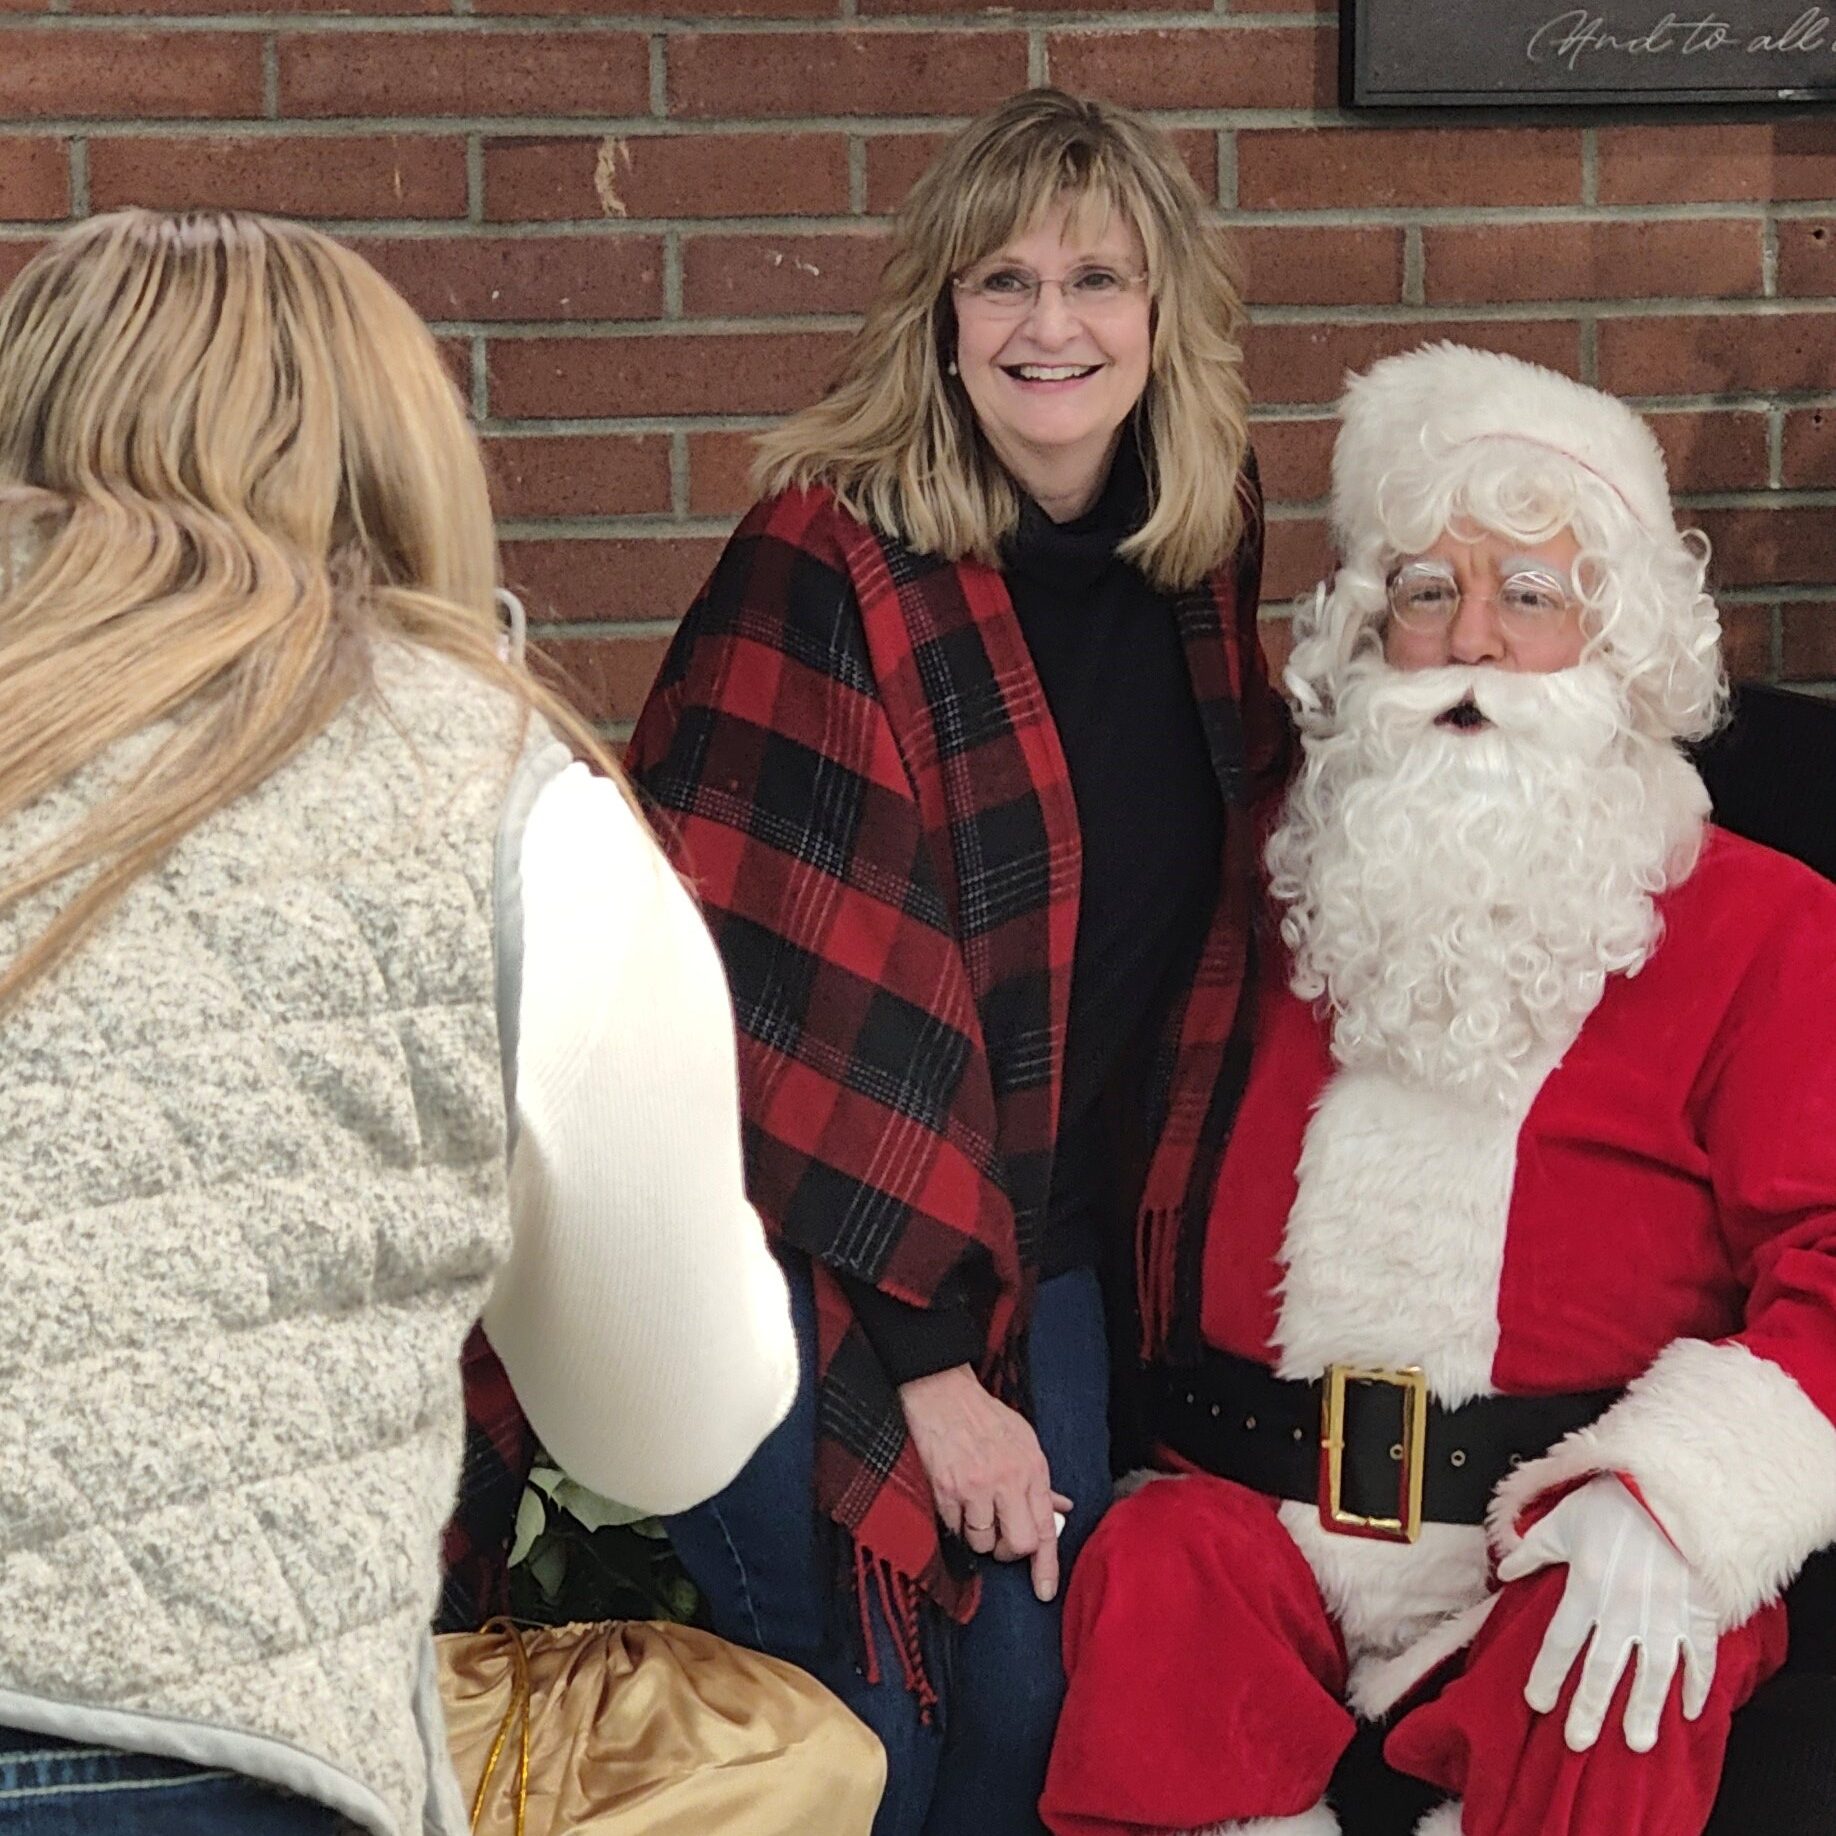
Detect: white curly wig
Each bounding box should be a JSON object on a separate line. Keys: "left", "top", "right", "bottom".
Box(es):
{"left": 1287, "top": 343, "right": 1727, "bottom": 745}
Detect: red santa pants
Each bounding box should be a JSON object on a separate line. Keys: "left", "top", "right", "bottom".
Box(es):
{"left": 1040, "top": 1473, "right": 1787, "bottom": 1836}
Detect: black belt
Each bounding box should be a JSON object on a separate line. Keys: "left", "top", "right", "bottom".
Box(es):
{"left": 1152, "top": 1350, "right": 1620, "bottom": 1541}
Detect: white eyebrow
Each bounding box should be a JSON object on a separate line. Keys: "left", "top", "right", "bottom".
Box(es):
{"left": 1497, "top": 553, "right": 1573, "bottom": 579}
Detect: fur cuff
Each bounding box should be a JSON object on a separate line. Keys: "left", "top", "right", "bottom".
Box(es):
{"left": 1488, "top": 1338, "right": 1836, "bottom": 1628}
{"left": 1184, "top": 1809, "right": 1339, "bottom": 1836}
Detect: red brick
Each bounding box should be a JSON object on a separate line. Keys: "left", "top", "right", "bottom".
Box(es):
{"left": 865, "top": 126, "right": 1215, "bottom": 215}
{"left": 489, "top": 329, "right": 854, "bottom": 418}
{"left": 89, "top": 135, "right": 466, "bottom": 220}
{"left": 864, "top": 0, "right": 1139, "bottom": 10}
{"left": 1246, "top": 319, "right": 1580, "bottom": 409}
{"left": 0, "top": 0, "right": 51, "bottom": 12}
{"left": 352, "top": 234, "right": 662, "bottom": 323}
{"left": 486, "top": 433, "right": 672, "bottom": 519}
{"left": 75, "top": 0, "right": 440, "bottom": 13}
{"left": 1775, "top": 219, "right": 1836, "bottom": 298}
{"left": 667, "top": 30, "right": 1028, "bottom": 119}
{"left": 486, "top": 132, "right": 851, "bottom": 224}
{"left": 1720, "top": 602, "right": 1774, "bottom": 682}
{"left": 1598, "top": 122, "right": 1836, "bottom": 205}
{"left": 1423, "top": 220, "right": 1763, "bottom": 306}
{"left": 0, "top": 238, "right": 47, "bottom": 291}
{"left": 1693, "top": 507, "right": 1830, "bottom": 588}
{"left": 1597, "top": 313, "right": 1836, "bottom": 398}
{"left": 278, "top": 30, "right": 649, "bottom": 120}
{"left": 1648, "top": 411, "right": 1770, "bottom": 494}
{"left": 683, "top": 230, "right": 889, "bottom": 319}
{"left": 0, "top": 29, "right": 263, "bottom": 119}
{"left": 1782, "top": 408, "right": 1836, "bottom": 489}
{"left": 1236, "top": 225, "right": 1403, "bottom": 309}
{"left": 1263, "top": 515, "right": 1332, "bottom": 601}
{"left": 484, "top": 0, "right": 822, "bottom": 14}
{"left": 438, "top": 345, "right": 477, "bottom": 411}
{"left": 1781, "top": 604, "right": 1836, "bottom": 680}
{"left": 1046, "top": 25, "right": 1330, "bottom": 112}
{"left": 1238, "top": 127, "right": 1582, "bottom": 212}
{"left": 537, "top": 630, "right": 675, "bottom": 725}
{"left": 505, "top": 536, "right": 723, "bottom": 625}
{"left": 0, "top": 136, "right": 67, "bottom": 220}
{"left": 1258, "top": 614, "right": 1295, "bottom": 683}
{"left": 1251, "top": 416, "right": 1334, "bottom": 505}
{"left": 687, "top": 429, "right": 761, "bottom": 516}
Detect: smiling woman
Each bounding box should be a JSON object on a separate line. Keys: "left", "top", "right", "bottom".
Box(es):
{"left": 626, "top": 86, "right": 1288, "bottom": 1836}
{"left": 949, "top": 203, "right": 1153, "bottom": 523}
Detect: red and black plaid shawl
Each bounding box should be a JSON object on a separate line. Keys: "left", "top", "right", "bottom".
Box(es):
{"left": 622, "top": 471, "right": 1287, "bottom": 1696}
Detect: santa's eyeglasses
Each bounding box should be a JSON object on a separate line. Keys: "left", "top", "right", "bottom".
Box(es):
{"left": 1385, "top": 560, "right": 1578, "bottom": 636}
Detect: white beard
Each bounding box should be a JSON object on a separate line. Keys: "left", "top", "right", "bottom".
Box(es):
{"left": 1265, "top": 659, "right": 1710, "bottom": 1107}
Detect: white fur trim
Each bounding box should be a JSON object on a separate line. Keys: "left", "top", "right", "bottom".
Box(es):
{"left": 1113, "top": 1466, "right": 1183, "bottom": 1502}
{"left": 1346, "top": 1594, "right": 1498, "bottom": 1722}
{"left": 1268, "top": 1055, "right": 1560, "bottom": 1677}
{"left": 1182, "top": 1806, "right": 1339, "bottom": 1836}
{"left": 1489, "top": 1337, "right": 1836, "bottom": 1628}
{"left": 1332, "top": 344, "right": 1673, "bottom": 547}
{"left": 1280, "top": 1502, "right": 1490, "bottom": 1673}
{"left": 1276, "top": 1057, "right": 1558, "bottom": 1407}
{"left": 1414, "top": 1803, "right": 1464, "bottom": 1836}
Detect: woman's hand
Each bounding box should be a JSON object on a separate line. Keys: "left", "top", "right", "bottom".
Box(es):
{"left": 1497, "top": 1473, "right": 1718, "bottom": 1752}
{"left": 897, "top": 1364, "right": 1073, "bottom": 1602}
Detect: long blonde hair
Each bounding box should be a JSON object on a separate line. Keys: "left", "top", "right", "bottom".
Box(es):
{"left": 0, "top": 208, "right": 620, "bottom": 1008}
{"left": 756, "top": 88, "right": 1252, "bottom": 591}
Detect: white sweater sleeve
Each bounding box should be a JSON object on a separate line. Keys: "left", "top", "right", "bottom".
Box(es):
{"left": 481, "top": 762, "right": 797, "bottom": 1516}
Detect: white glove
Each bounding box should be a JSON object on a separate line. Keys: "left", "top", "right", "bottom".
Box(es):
{"left": 1496, "top": 1473, "right": 1717, "bottom": 1753}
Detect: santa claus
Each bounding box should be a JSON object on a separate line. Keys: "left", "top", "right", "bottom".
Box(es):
{"left": 1039, "top": 343, "right": 1836, "bottom": 1836}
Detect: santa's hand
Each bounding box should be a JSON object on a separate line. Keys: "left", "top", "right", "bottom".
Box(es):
{"left": 1497, "top": 1474, "right": 1717, "bottom": 1753}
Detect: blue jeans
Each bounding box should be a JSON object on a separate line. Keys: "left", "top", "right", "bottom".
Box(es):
{"left": 665, "top": 1259, "right": 1113, "bottom": 1836}
{"left": 0, "top": 1729, "right": 355, "bottom": 1833}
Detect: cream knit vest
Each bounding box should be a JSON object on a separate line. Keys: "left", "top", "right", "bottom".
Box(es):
{"left": 0, "top": 646, "right": 531, "bottom": 1836}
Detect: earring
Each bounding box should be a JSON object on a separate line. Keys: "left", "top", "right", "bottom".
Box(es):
{"left": 946, "top": 360, "right": 958, "bottom": 376}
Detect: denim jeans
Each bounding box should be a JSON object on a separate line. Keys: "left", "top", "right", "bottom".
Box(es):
{"left": 0, "top": 1728, "right": 356, "bottom": 1834}
{"left": 665, "top": 1257, "right": 1113, "bottom": 1836}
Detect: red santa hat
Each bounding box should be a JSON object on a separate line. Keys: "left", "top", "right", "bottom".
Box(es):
{"left": 1330, "top": 342, "right": 1676, "bottom": 556}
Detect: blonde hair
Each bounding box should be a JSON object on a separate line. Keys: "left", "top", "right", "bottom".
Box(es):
{"left": 756, "top": 88, "right": 1252, "bottom": 591}
{"left": 0, "top": 208, "right": 622, "bottom": 1008}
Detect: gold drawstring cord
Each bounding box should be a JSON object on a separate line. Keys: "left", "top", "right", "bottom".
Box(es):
{"left": 469, "top": 1617, "right": 532, "bottom": 1836}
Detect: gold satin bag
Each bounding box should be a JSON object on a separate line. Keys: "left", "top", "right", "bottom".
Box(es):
{"left": 436, "top": 1620, "right": 886, "bottom": 1836}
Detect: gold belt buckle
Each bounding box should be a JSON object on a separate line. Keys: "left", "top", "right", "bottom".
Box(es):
{"left": 1319, "top": 1363, "right": 1427, "bottom": 1544}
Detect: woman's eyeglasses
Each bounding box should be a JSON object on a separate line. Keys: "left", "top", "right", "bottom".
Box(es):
{"left": 951, "top": 261, "right": 1149, "bottom": 321}
{"left": 1386, "top": 561, "right": 1577, "bottom": 635}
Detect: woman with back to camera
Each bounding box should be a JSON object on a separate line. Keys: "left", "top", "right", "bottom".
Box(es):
{"left": 628, "top": 87, "right": 1290, "bottom": 1836}
{"left": 0, "top": 208, "right": 819, "bottom": 1835}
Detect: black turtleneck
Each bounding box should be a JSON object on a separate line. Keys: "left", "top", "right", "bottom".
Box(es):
{"left": 842, "top": 438, "right": 1227, "bottom": 1386}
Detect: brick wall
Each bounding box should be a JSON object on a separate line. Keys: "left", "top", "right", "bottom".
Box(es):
{"left": 4, "top": 6, "right": 1834, "bottom": 724}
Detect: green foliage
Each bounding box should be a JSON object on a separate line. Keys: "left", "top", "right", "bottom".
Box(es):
{"left": 506, "top": 1462, "right": 706, "bottom": 1628}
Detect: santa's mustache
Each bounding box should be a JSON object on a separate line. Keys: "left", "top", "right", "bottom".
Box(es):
{"left": 1332, "top": 659, "right": 1631, "bottom": 766}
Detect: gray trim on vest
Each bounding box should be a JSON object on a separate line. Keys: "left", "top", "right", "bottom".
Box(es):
{"left": 0, "top": 1688, "right": 388, "bottom": 1834}
{"left": 491, "top": 734, "right": 573, "bottom": 1157}
{"left": 412, "top": 1632, "right": 468, "bottom": 1836}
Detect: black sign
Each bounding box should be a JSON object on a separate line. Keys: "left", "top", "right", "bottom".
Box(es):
{"left": 1344, "top": 2, "right": 1836, "bottom": 106}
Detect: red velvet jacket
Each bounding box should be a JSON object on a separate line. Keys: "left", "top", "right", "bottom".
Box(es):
{"left": 1204, "top": 827, "right": 1836, "bottom": 1635}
